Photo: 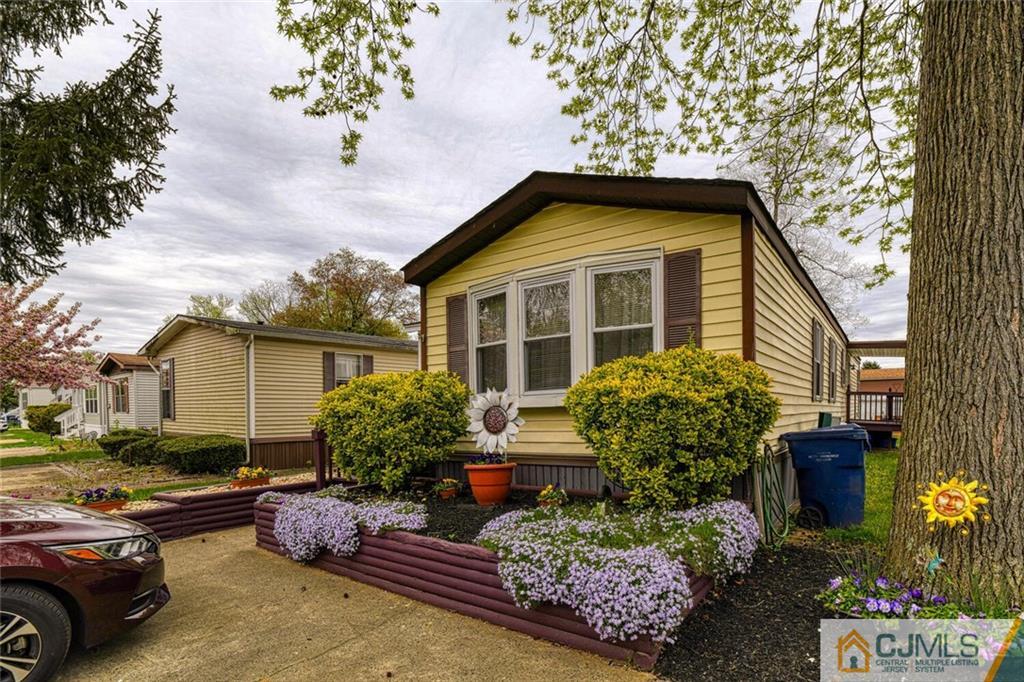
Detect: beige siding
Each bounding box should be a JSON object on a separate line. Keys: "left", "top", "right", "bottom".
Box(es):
{"left": 132, "top": 368, "right": 161, "bottom": 431}
{"left": 158, "top": 324, "right": 247, "bottom": 437}
{"left": 753, "top": 228, "right": 848, "bottom": 439}
{"left": 253, "top": 337, "right": 418, "bottom": 438}
{"left": 423, "top": 202, "right": 744, "bottom": 459}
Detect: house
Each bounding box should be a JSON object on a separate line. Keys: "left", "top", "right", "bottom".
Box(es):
{"left": 58, "top": 353, "right": 161, "bottom": 438}
{"left": 15, "top": 386, "right": 60, "bottom": 421}
{"left": 137, "top": 316, "right": 419, "bottom": 468}
{"left": 858, "top": 367, "right": 904, "bottom": 393}
{"left": 403, "top": 171, "right": 860, "bottom": 491}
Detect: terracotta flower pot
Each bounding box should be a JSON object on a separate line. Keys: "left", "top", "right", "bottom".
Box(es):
{"left": 230, "top": 477, "right": 271, "bottom": 489}
{"left": 465, "top": 463, "right": 516, "bottom": 506}
{"left": 86, "top": 500, "right": 127, "bottom": 512}
{"left": 438, "top": 487, "right": 458, "bottom": 500}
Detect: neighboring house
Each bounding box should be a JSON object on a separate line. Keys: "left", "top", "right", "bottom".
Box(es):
{"left": 403, "top": 171, "right": 860, "bottom": 491}
{"left": 858, "top": 367, "right": 904, "bottom": 393}
{"left": 15, "top": 386, "right": 59, "bottom": 421}
{"left": 59, "top": 354, "right": 161, "bottom": 438}
{"left": 137, "top": 316, "right": 419, "bottom": 468}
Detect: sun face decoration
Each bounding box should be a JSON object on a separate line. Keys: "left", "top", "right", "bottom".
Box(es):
{"left": 917, "top": 472, "right": 990, "bottom": 533}
{"left": 467, "top": 389, "right": 525, "bottom": 454}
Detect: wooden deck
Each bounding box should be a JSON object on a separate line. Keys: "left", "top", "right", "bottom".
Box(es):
{"left": 847, "top": 391, "right": 902, "bottom": 444}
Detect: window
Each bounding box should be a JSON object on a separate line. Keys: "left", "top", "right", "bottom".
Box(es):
{"left": 112, "top": 378, "right": 130, "bottom": 413}
{"left": 161, "top": 359, "right": 174, "bottom": 419}
{"left": 522, "top": 277, "right": 572, "bottom": 392}
{"left": 84, "top": 386, "right": 99, "bottom": 414}
{"left": 474, "top": 290, "right": 507, "bottom": 392}
{"left": 335, "top": 354, "right": 362, "bottom": 386}
{"left": 591, "top": 264, "right": 655, "bottom": 366}
{"left": 828, "top": 338, "right": 837, "bottom": 402}
{"left": 811, "top": 319, "right": 824, "bottom": 401}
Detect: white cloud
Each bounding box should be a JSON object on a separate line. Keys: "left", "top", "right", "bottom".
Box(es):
{"left": 30, "top": 1, "right": 906, "bottom": 359}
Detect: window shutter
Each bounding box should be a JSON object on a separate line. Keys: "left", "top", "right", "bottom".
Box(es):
{"left": 811, "top": 319, "right": 823, "bottom": 401}
{"left": 361, "top": 354, "right": 374, "bottom": 375}
{"left": 446, "top": 294, "right": 469, "bottom": 384}
{"left": 664, "top": 249, "right": 702, "bottom": 348}
{"left": 169, "top": 358, "right": 175, "bottom": 420}
{"left": 828, "top": 338, "right": 837, "bottom": 402}
{"left": 323, "top": 351, "right": 335, "bottom": 392}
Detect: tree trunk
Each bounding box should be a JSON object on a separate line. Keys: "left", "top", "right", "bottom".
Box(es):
{"left": 886, "top": 0, "right": 1024, "bottom": 597}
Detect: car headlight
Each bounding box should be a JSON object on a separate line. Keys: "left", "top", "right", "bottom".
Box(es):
{"left": 48, "top": 534, "right": 160, "bottom": 562}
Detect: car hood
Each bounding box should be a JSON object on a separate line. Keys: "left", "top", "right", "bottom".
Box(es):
{"left": 0, "top": 498, "right": 152, "bottom": 545}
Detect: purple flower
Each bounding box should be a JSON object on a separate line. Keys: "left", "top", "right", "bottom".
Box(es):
{"left": 909, "top": 604, "right": 922, "bottom": 616}
{"left": 865, "top": 598, "right": 879, "bottom": 612}
{"left": 932, "top": 595, "right": 948, "bottom": 605}
{"left": 891, "top": 601, "right": 903, "bottom": 615}
{"left": 851, "top": 606, "right": 861, "bottom": 614}
{"left": 899, "top": 591, "right": 911, "bottom": 602}
{"left": 828, "top": 577, "right": 843, "bottom": 590}
{"left": 878, "top": 599, "right": 892, "bottom": 614}
{"left": 875, "top": 576, "right": 889, "bottom": 588}
{"left": 910, "top": 588, "right": 923, "bottom": 599}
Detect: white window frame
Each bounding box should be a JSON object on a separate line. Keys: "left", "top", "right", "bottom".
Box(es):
{"left": 467, "top": 248, "right": 663, "bottom": 408}
{"left": 587, "top": 259, "right": 661, "bottom": 370}
{"left": 84, "top": 386, "right": 99, "bottom": 414}
{"left": 468, "top": 285, "right": 510, "bottom": 394}
{"left": 334, "top": 353, "right": 362, "bottom": 387}
{"left": 519, "top": 272, "right": 576, "bottom": 398}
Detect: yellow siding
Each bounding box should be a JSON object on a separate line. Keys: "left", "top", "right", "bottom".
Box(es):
{"left": 753, "top": 228, "right": 848, "bottom": 439}
{"left": 424, "top": 202, "right": 744, "bottom": 459}
{"left": 253, "top": 337, "right": 418, "bottom": 437}
{"left": 159, "top": 324, "right": 246, "bottom": 438}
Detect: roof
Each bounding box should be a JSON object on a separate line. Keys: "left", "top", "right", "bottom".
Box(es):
{"left": 137, "top": 316, "right": 419, "bottom": 356}
{"left": 401, "top": 171, "right": 848, "bottom": 342}
{"left": 848, "top": 339, "right": 906, "bottom": 358}
{"left": 860, "top": 368, "right": 905, "bottom": 381}
{"left": 97, "top": 353, "right": 156, "bottom": 374}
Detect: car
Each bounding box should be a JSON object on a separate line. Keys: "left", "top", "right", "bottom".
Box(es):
{"left": 1, "top": 412, "right": 19, "bottom": 428}
{"left": 0, "top": 415, "right": 7, "bottom": 432}
{"left": 0, "top": 498, "right": 170, "bottom": 681}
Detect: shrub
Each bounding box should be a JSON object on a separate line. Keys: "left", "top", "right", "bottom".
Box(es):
{"left": 156, "top": 435, "right": 245, "bottom": 474}
{"left": 97, "top": 431, "right": 150, "bottom": 457}
{"left": 312, "top": 370, "right": 471, "bottom": 493}
{"left": 117, "top": 436, "right": 172, "bottom": 465}
{"left": 25, "top": 403, "right": 71, "bottom": 436}
{"left": 564, "top": 346, "right": 780, "bottom": 509}
{"left": 109, "top": 428, "right": 152, "bottom": 438}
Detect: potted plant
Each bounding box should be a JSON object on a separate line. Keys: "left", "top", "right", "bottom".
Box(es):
{"left": 230, "top": 466, "right": 273, "bottom": 489}
{"left": 465, "top": 390, "right": 525, "bottom": 506}
{"left": 537, "top": 483, "right": 568, "bottom": 507}
{"left": 432, "top": 478, "right": 461, "bottom": 500}
{"left": 73, "top": 485, "right": 132, "bottom": 511}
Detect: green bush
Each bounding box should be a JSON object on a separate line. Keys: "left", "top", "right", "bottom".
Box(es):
{"left": 109, "top": 428, "right": 152, "bottom": 438}
{"left": 312, "top": 370, "right": 471, "bottom": 492}
{"left": 25, "top": 403, "right": 71, "bottom": 436}
{"left": 564, "top": 346, "right": 781, "bottom": 509}
{"left": 155, "top": 435, "right": 245, "bottom": 474}
{"left": 97, "top": 431, "right": 150, "bottom": 457}
{"left": 118, "top": 436, "right": 172, "bottom": 466}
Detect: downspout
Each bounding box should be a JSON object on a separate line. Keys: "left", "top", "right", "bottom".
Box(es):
{"left": 145, "top": 358, "right": 161, "bottom": 436}
{"left": 244, "top": 335, "right": 255, "bottom": 463}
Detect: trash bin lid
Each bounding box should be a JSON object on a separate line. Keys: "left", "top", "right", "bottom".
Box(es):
{"left": 780, "top": 424, "right": 869, "bottom": 442}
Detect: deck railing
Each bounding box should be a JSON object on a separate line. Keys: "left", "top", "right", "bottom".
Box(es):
{"left": 847, "top": 390, "right": 904, "bottom": 424}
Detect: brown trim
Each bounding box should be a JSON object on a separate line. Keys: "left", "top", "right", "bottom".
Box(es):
{"left": 419, "top": 285, "right": 428, "bottom": 370}
{"left": 447, "top": 452, "right": 599, "bottom": 467}
{"left": 361, "top": 354, "right": 374, "bottom": 375}
{"left": 401, "top": 171, "right": 848, "bottom": 343}
{"left": 322, "top": 351, "right": 335, "bottom": 392}
{"left": 740, "top": 214, "right": 756, "bottom": 361}
{"left": 248, "top": 435, "right": 316, "bottom": 445}
{"left": 847, "top": 340, "right": 907, "bottom": 350}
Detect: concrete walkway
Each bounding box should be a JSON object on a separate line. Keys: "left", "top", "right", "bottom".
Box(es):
{"left": 0, "top": 445, "right": 47, "bottom": 458}
{"left": 58, "top": 526, "right": 650, "bottom": 682}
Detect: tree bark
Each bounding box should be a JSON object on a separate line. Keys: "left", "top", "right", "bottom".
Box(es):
{"left": 886, "top": 0, "right": 1024, "bottom": 597}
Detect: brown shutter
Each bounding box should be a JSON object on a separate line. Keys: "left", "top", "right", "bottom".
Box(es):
{"left": 811, "top": 319, "right": 823, "bottom": 401}
{"left": 169, "top": 358, "right": 175, "bottom": 420}
{"left": 323, "top": 352, "right": 335, "bottom": 392}
{"left": 446, "top": 294, "right": 469, "bottom": 384}
{"left": 361, "top": 354, "right": 374, "bottom": 375}
{"left": 828, "top": 338, "right": 837, "bottom": 402}
{"left": 664, "top": 249, "right": 702, "bottom": 348}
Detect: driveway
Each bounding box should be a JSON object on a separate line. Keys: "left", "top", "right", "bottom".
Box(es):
{"left": 58, "top": 527, "right": 650, "bottom": 681}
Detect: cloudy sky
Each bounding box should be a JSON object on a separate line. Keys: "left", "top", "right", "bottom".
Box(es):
{"left": 32, "top": 1, "right": 908, "bottom": 362}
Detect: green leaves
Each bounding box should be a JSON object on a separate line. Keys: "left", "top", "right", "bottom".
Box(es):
{"left": 0, "top": 2, "right": 176, "bottom": 284}
{"left": 271, "top": 0, "right": 440, "bottom": 165}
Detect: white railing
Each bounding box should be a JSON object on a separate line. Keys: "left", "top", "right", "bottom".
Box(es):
{"left": 56, "top": 406, "right": 84, "bottom": 437}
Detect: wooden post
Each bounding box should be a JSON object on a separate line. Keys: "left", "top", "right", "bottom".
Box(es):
{"left": 312, "top": 428, "right": 327, "bottom": 491}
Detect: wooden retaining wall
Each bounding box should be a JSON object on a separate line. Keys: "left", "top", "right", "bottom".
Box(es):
{"left": 254, "top": 502, "right": 712, "bottom": 670}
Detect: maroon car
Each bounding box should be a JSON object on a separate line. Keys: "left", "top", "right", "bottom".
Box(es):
{"left": 0, "top": 498, "right": 169, "bottom": 681}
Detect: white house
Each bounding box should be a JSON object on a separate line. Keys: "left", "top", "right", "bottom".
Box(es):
{"left": 15, "top": 386, "right": 60, "bottom": 421}
{"left": 58, "top": 353, "right": 161, "bottom": 437}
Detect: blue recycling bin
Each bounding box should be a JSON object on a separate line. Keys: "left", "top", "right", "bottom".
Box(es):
{"left": 781, "top": 424, "right": 869, "bottom": 528}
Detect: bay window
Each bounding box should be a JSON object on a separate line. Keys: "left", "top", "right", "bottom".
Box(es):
{"left": 474, "top": 290, "right": 507, "bottom": 392}
{"left": 522, "top": 277, "right": 573, "bottom": 392}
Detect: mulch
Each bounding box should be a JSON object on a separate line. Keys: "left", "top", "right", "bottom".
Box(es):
{"left": 656, "top": 533, "right": 848, "bottom": 682}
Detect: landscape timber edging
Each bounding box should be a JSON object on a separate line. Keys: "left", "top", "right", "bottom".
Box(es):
{"left": 253, "top": 501, "right": 713, "bottom": 670}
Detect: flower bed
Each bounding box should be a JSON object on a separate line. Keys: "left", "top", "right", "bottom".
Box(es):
{"left": 254, "top": 496, "right": 758, "bottom": 668}
{"left": 152, "top": 478, "right": 318, "bottom": 536}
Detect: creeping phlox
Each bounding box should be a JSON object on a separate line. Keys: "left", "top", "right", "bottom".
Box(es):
{"left": 271, "top": 494, "right": 427, "bottom": 563}
{"left": 476, "top": 500, "right": 759, "bottom": 643}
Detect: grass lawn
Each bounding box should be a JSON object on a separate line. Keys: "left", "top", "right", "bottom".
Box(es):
{"left": 0, "top": 449, "right": 105, "bottom": 469}
{"left": 0, "top": 428, "right": 58, "bottom": 449}
{"left": 823, "top": 448, "right": 898, "bottom": 545}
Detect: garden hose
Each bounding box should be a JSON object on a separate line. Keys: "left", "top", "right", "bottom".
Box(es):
{"left": 758, "top": 442, "right": 792, "bottom": 549}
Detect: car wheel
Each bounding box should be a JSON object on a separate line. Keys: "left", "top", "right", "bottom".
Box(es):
{"left": 0, "top": 585, "right": 71, "bottom": 682}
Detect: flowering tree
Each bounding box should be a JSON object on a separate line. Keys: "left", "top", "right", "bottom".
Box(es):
{"left": 0, "top": 280, "right": 101, "bottom": 389}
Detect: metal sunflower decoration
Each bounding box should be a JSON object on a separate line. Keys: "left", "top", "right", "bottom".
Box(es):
{"left": 915, "top": 469, "right": 991, "bottom": 535}
{"left": 467, "top": 389, "right": 525, "bottom": 454}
